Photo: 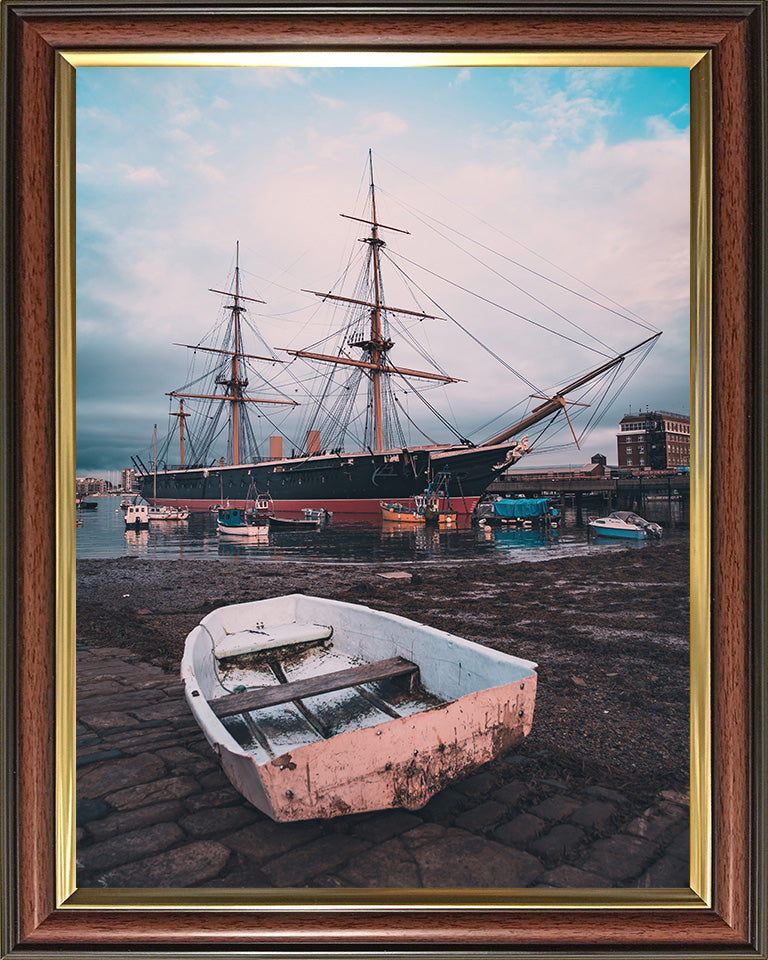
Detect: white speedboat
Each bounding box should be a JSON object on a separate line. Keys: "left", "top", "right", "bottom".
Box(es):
{"left": 589, "top": 511, "right": 662, "bottom": 540}
{"left": 181, "top": 595, "right": 537, "bottom": 822}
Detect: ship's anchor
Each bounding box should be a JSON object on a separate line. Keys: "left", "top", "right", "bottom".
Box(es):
{"left": 529, "top": 394, "right": 590, "bottom": 450}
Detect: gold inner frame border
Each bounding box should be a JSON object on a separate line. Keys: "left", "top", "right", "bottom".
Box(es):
{"left": 55, "top": 49, "right": 711, "bottom": 912}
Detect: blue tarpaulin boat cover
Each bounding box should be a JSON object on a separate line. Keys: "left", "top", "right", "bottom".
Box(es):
{"left": 493, "top": 498, "right": 551, "bottom": 519}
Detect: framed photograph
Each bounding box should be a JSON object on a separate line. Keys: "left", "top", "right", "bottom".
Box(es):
{"left": 2, "top": 2, "right": 765, "bottom": 957}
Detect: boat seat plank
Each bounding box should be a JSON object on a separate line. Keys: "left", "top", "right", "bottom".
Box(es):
{"left": 214, "top": 622, "right": 333, "bottom": 661}
{"left": 211, "top": 656, "right": 419, "bottom": 718}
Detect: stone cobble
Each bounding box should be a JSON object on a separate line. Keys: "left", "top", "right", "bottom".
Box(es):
{"left": 75, "top": 647, "right": 691, "bottom": 890}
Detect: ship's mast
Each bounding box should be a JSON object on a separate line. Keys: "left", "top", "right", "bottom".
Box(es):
{"left": 229, "top": 242, "right": 245, "bottom": 464}
{"left": 285, "top": 151, "right": 461, "bottom": 454}
{"left": 170, "top": 398, "right": 189, "bottom": 467}
{"left": 153, "top": 424, "right": 157, "bottom": 501}
{"left": 367, "top": 151, "right": 386, "bottom": 451}
{"left": 167, "top": 243, "right": 298, "bottom": 467}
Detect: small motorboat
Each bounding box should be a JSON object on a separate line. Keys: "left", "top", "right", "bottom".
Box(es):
{"left": 124, "top": 503, "right": 149, "bottom": 528}
{"left": 181, "top": 594, "right": 537, "bottom": 822}
{"left": 588, "top": 511, "right": 662, "bottom": 540}
{"left": 475, "top": 497, "right": 559, "bottom": 528}
{"left": 217, "top": 506, "right": 269, "bottom": 537}
{"left": 380, "top": 502, "right": 424, "bottom": 524}
{"left": 301, "top": 507, "right": 332, "bottom": 522}
{"left": 148, "top": 504, "right": 190, "bottom": 521}
{"left": 268, "top": 515, "right": 322, "bottom": 530}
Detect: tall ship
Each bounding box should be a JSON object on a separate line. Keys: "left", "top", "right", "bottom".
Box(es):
{"left": 135, "top": 152, "right": 660, "bottom": 515}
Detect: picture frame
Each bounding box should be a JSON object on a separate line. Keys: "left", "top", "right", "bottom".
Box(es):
{"left": 1, "top": 1, "right": 765, "bottom": 956}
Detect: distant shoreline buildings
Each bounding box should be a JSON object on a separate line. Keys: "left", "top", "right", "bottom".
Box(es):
{"left": 76, "top": 468, "right": 137, "bottom": 497}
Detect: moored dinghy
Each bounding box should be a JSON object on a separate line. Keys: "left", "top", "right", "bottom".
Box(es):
{"left": 181, "top": 594, "right": 537, "bottom": 822}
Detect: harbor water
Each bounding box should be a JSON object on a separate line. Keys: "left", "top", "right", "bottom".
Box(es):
{"left": 76, "top": 495, "right": 689, "bottom": 562}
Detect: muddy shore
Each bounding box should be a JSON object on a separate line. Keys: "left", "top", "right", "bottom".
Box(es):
{"left": 77, "top": 541, "right": 689, "bottom": 806}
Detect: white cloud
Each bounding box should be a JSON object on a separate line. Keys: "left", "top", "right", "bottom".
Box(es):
{"left": 122, "top": 164, "right": 166, "bottom": 184}
{"left": 454, "top": 68, "right": 471, "bottom": 87}
{"left": 669, "top": 103, "right": 690, "bottom": 121}
{"left": 171, "top": 106, "right": 201, "bottom": 127}
{"left": 360, "top": 110, "right": 408, "bottom": 139}
{"left": 312, "top": 92, "right": 346, "bottom": 110}
{"left": 76, "top": 106, "right": 122, "bottom": 130}
{"left": 235, "top": 67, "right": 313, "bottom": 89}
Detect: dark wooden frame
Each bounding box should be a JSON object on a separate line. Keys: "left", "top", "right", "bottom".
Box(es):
{"left": 1, "top": 2, "right": 765, "bottom": 956}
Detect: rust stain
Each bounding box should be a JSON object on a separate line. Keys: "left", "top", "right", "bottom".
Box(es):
{"left": 271, "top": 752, "right": 297, "bottom": 770}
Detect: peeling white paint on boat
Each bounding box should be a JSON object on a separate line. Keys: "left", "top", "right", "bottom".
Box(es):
{"left": 181, "top": 594, "right": 537, "bottom": 822}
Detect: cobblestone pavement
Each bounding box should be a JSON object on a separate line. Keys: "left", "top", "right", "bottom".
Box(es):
{"left": 76, "top": 646, "right": 690, "bottom": 890}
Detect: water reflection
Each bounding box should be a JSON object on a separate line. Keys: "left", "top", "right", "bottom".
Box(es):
{"left": 123, "top": 528, "right": 149, "bottom": 552}
{"left": 488, "top": 527, "right": 558, "bottom": 553}
{"left": 76, "top": 494, "right": 688, "bottom": 563}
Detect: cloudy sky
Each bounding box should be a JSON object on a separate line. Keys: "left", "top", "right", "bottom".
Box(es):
{"left": 76, "top": 63, "right": 690, "bottom": 476}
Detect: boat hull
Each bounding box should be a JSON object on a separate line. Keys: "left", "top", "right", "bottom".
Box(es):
{"left": 216, "top": 680, "right": 535, "bottom": 821}
{"left": 139, "top": 442, "right": 522, "bottom": 515}
{"left": 590, "top": 525, "right": 649, "bottom": 540}
{"left": 381, "top": 505, "right": 424, "bottom": 524}
{"left": 217, "top": 522, "right": 268, "bottom": 537}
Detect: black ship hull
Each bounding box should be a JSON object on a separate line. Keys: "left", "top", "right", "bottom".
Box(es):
{"left": 137, "top": 442, "right": 520, "bottom": 515}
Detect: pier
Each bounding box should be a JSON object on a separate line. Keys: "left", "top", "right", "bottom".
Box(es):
{"left": 488, "top": 473, "right": 689, "bottom": 515}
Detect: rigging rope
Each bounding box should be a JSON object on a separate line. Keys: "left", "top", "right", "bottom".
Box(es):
{"left": 383, "top": 252, "right": 542, "bottom": 393}
{"left": 374, "top": 154, "right": 658, "bottom": 332}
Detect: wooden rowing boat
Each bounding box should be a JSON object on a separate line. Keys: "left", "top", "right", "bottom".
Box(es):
{"left": 181, "top": 594, "right": 537, "bottom": 822}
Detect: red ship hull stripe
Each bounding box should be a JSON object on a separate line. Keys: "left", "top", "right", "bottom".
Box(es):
{"left": 149, "top": 496, "right": 480, "bottom": 516}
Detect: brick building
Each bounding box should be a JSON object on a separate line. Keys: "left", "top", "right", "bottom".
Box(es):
{"left": 616, "top": 410, "right": 690, "bottom": 470}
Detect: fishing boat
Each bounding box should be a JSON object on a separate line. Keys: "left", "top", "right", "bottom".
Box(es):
{"left": 381, "top": 473, "right": 456, "bottom": 525}
{"left": 588, "top": 511, "right": 662, "bottom": 540}
{"left": 180, "top": 594, "right": 537, "bottom": 822}
{"left": 417, "top": 472, "right": 457, "bottom": 526}
{"left": 124, "top": 503, "right": 149, "bottom": 528}
{"left": 217, "top": 505, "right": 269, "bottom": 537}
{"left": 135, "top": 152, "right": 660, "bottom": 516}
